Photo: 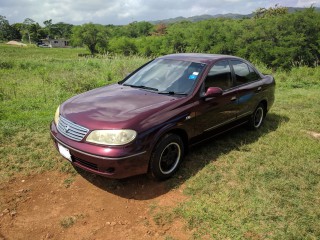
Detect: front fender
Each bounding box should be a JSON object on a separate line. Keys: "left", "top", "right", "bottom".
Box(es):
{"left": 145, "top": 113, "right": 191, "bottom": 156}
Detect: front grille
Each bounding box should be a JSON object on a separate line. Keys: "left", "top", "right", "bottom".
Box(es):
{"left": 57, "top": 116, "right": 89, "bottom": 141}
{"left": 73, "top": 156, "right": 98, "bottom": 171}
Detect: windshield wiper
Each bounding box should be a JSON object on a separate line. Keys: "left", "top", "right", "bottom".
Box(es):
{"left": 123, "top": 84, "right": 158, "bottom": 92}
{"left": 158, "top": 91, "right": 188, "bottom": 96}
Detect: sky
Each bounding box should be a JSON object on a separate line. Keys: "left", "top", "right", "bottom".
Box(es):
{"left": 1, "top": 0, "right": 320, "bottom": 25}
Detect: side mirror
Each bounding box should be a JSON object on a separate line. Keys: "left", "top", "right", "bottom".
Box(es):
{"left": 204, "top": 87, "right": 223, "bottom": 98}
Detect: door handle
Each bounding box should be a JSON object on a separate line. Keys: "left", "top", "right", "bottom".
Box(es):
{"left": 231, "top": 96, "right": 237, "bottom": 101}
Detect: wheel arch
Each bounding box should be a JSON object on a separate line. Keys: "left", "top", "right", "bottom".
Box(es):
{"left": 167, "top": 128, "right": 189, "bottom": 154}
{"left": 149, "top": 125, "right": 189, "bottom": 157}
{"left": 259, "top": 99, "right": 268, "bottom": 116}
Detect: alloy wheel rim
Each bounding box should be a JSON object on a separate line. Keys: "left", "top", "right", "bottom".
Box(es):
{"left": 254, "top": 107, "right": 264, "bottom": 128}
{"left": 159, "top": 142, "right": 181, "bottom": 174}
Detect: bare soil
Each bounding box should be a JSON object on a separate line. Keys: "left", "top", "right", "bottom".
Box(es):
{"left": 305, "top": 130, "right": 320, "bottom": 139}
{"left": 0, "top": 171, "right": 192, "bottom": 240}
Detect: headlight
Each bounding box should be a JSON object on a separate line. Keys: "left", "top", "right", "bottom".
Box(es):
{"left": 54, "top": 105, "right": 60, "bottom": 125}
{"left": 86, "top": 129, "right": 137, "bottom": 145}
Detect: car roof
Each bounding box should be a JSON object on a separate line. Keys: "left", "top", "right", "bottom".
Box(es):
{"left": 159, "top": 53, "right": 243, "bottom": 64}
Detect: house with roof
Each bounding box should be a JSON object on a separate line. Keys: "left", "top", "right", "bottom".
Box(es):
{"left": 38, "top": 38, "right": 69, "bottom": 48}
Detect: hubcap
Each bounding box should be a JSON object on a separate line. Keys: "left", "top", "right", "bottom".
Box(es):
{"left": 159, "top": 142, "right": 181, "bottom": 174}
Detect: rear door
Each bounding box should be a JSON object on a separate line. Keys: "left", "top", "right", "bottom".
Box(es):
{"left": 230, "top": 60, "right": 263, "bottom": 119}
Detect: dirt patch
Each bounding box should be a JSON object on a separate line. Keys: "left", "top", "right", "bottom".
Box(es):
{"left": 302, "top": 130, "right": 320, "bottom": 140}
{"left": 305, "top": 130, "right": 320, "bottom": 139}
{"left": 0, "top": 171, "right": 192, "bottom": 240}
{"left": 6, "top": 41, "right": 27, "bottom": 47}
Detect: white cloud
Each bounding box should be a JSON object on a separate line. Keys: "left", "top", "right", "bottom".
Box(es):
{"left": 297, "top": 0, "right": 320, "bottom": 7}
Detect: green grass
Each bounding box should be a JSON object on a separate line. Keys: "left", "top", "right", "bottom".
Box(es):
{"left": 0, "top": 45, "right": 319, "bottom": 238}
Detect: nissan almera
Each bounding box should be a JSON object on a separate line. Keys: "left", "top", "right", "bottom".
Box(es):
{"left": 50, "top": 53, "right": 275, "bottom": 180}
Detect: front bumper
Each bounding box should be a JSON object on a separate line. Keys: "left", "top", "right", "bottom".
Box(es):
{"left": 50, "top": 122, "right": 150, "bottom": 179}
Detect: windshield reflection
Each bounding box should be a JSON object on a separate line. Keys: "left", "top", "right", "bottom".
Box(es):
{"left": 123, "top": 59, "right": 206, "bottom": 95}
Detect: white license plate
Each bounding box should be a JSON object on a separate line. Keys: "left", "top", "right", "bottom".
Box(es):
{"left": 58, "top": 143, "right": 72, "bottom": 162}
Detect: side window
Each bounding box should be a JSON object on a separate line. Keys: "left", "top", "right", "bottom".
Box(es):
{"left": 205, "top": 60, "right": 232, "bottom": 90}
{"left": 231, "top": 60, "right": 260, "bottom": 85}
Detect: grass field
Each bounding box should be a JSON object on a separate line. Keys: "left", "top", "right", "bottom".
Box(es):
{"left": 0, "top": 45, "right": 319, "bottom": 239}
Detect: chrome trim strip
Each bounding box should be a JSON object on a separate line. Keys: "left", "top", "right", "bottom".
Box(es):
{"left": 51, "top": 133, "right": 146, "bottom": 160}
{"left": 204, "top": 117, "right": 237, "bottom": 132}
{"left": 190, "top": 121, "right": 247, "bottom": 147}
{"left": 204, "top": 111, "right": 252, "bottom": 132}
{"left": 237, "top": 111, "right": 252, "bottom": 119}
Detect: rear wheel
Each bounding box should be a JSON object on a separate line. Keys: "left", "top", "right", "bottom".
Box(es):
{"left": 149, "top": 134, "right": 184, "bottom": 180}
{"left": 247, "top": 103, "right": 265, "bottom": 130}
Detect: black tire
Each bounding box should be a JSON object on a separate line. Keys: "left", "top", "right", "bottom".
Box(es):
{"left": 247, "top": 103, "right": 265, "bottom": 130}
{"left": 149, "top": 134, "right": 184, "bottom": 180}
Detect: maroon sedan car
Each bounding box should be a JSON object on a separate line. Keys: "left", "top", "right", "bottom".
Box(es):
{"left": 50, "top": 53, "right": 275, "bottom": 180}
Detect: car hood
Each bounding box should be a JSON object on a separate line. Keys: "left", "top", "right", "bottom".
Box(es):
{"left": 60, "top": 84, "right": 181, "bottom": 130}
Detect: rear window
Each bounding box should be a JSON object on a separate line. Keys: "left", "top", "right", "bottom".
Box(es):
{"left": 231, "top": 60, "right": 260, "bottom": 85}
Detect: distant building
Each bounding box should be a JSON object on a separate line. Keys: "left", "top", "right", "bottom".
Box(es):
{"left": 38, "top": 38, "right": 69, "bottom": 48}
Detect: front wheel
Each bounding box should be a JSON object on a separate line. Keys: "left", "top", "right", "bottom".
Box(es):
{"left": 149, "top": 134, "right": 184, "bottom": 180}
{"left": 247, "top": 103, "right": 265, "bottom": 130}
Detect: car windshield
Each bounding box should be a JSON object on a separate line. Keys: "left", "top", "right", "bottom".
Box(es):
{"left": 122, "top": 59, "right": 206, "bottom": 95}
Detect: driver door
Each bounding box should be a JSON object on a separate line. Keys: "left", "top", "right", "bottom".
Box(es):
{"left": 195, "top": 60, "right": 239, "bottom": 135}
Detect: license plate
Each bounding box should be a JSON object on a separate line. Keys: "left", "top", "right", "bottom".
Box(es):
{"left": 58, "top": 143, "right": 72, "bottom": 162}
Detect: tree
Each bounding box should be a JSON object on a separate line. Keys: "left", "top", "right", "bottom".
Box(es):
{"left": 254, "top": 4, "right": 288, "bottom": 18}
{"left": 0, "top": 15, "right": 20, "bottom": 41}
{"left": 43, "top": 19, "right": 53, "bottom": 38}
{"left": 166, "top": 21, "right": 192, "bottom": 53}
{"left": 109, "top": 37, "right": 137, "bottom": 56}
{"left": 0, "top": 15, "right": 10, "bottom": 41}
{"left": 11, "top": 23, "right": 24, "bottom": 40}
{"left": 20, "top": 18, "right": 44, "bottom": 43}
{"left": 43, "top": 20, "right": 73, "bottom": 39}
{"left": 52, "top": 22, "right": 73, "bottom": 39}
{"left": 71, "top": 23, "right": 108, "bottom": 55}
{"left": 152, "top": 23, "right": 167, "bottom": 36}
{"left": 133, "top": 21, "right": 153, "bottom": 36}
{"left": 22, "top": 18, "right": 35, "bottom": 43}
